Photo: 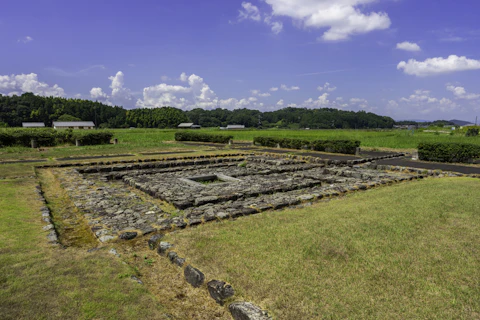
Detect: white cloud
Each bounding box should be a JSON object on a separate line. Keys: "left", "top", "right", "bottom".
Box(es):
{"left": 264, "top": 15, "right": 283, "bottom": 34}
{"left": 160, "top": 75, "right": 170, "bottom": 81}
{"left": 179, "top": 72, "right": 188, "bottom": 82}
{"left": 397, "top": 55, "right": 480, "bottom": 77}
{"left": 89, "top": 71, "right": 133, "bottom": 107}
{"left": 137, "top": 73, "right": 219, "bottom": 110}
{"left": 276, "top": 99, "right": 284, "bottom": 106}
{"left": 237, "top": 2, "right": 283, "bottom": 35}
{"left": 446, "top": 85, "right": 480, "bottom": 100}
{"left": 303, "top": 93, "right": 330, "bottom": 108}
{"left": 239, "top": 2, "right": 261, "bottom": 21}
{"left": 90, "top": 87, "right": 108, "bottom": 100}
{"left": 280, "top": 84, "right": 300, "bottom": 91}
{"left": 264, "top": 0, "right": 391, "bottom": 41}
{"left": 0, "top": 73, "right": 65, "bottom": 97}
{"left": 317, "top": 82, "right": 336, "bottom": 92}
{"left": 395, "top": 89, "right": 459, "bottom": 116}
{"left": 396, "top": 41, "right": 421, "bottom": 52}
{"left": 251, "top": 89, "right": 271, "bottom": 97}
{"left": 269, "top": 87, "right": 279, "bottom": 92}
{"left": 109, "top": 71, "right": 133, "bottom": 106}
{"left": 349, "top": 97, "right": 368, "bottom": 109}
{"left": 18, "top": 36, "right": 33, "bottom": 44}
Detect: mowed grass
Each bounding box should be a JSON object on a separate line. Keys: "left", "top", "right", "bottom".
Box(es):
{"left": 166, "top": 178, "right": 480, "bottom": 319}
{"left": 0, "top": 178, "right": 170, "bottom": 320}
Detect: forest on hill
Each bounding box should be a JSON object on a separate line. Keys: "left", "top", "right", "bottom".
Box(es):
{"left": 0, "top": 93, "right": 395, "bottom": 129}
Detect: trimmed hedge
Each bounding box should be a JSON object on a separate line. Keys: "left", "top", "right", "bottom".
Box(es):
{"left": 253, "top": 136, "right": 360, "bottom": 154}
{"left": 0, "top": 128, "right": 113, "bottom": 148}
{"left": 418, "top": 142, "right": 480, "bottom": 163}
{"left": 175, "top": 131, "right": 233, "bottom": 144}
{"left": 72, "top": 131, "right": 114, "bottom": 145}
{"left": 0, "top": 129, "right": 57, "bottom": 147}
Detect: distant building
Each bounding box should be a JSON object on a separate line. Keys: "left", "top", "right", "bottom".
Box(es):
{"left": 52, "top": 121, "right": 95, "bottom": 129}
{"left": 177, "top": 123, "right": 201, "bottom": 129}
{"left": 226, "top": 125, "right": 246, "bottom": 130}
{"left": 22, "top": 122, "right": 45, "bottom": 128}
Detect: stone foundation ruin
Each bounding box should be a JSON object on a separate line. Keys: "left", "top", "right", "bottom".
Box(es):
{"left": 45, "top": 153, "right": 429, "bottom": 243}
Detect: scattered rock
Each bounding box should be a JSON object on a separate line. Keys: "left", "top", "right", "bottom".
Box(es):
{"left": 130, "top": 276, "right": 143, "bottom": 285}
{"left": 174, "top": 256, "right": 186, "bottom": 267}
{"left": 157, "top": 242, "right": 173, "bottom": 256}
{"left": 119, "top": 231, "right": 138, "bottom": 240}
{"left": 184, "top": 265, "right": 205, "bottom": 288}
{"left": 229, "top": 302, "right": 272, "bottom": 320}
{"left": 167, "top": 251, "right": 178, "bottom": 263}
{"left": 108, "top": 248, "right": 120, "bottom": 257}
{"left": 42, "top": 224, "right": 54, "bottom": 231}
{"left": 148, "top": 234, "right": 164, "bottom": 250}
{"left": 207, "top": 280, "right": 235, "bottom": 305}
{"left": 99, "top": 235, "right": 115, "bottom": 243}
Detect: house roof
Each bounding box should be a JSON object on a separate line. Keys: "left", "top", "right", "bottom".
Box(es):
{"left": 22, "top": 122, "right": 45, "bottom": 127}
{"left": 178, "top": 123, "right": 194, "bottom": 128}
{"left": 53, "top": 121, "right": 95, "bottom": 127}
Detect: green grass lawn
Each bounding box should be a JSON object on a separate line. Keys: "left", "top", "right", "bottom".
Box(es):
{"left": 166, "top": 177, "right": 480, "bottom": 319}
{"left": 0, "top": 178, "right": 170, "bottom": 320}
{"left": 1, "top": 128, "right": 479, "bottom": 161}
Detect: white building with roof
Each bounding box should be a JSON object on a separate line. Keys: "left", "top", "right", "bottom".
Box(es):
{"left": 52, "top": 121, "right": 95, "bottom": 129}
{"left": 22, "top": 122, "right": 45, "bottom": 128}
{"left": 226, "top": 125, "right": 245, "bottom": 130}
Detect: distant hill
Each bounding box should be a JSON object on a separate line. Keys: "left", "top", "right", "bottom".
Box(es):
{"left": 450, "top": 119, "right": 475, "bottom": 126}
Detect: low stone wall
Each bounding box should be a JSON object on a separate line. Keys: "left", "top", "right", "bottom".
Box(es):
{"left": 34, "top": 184, "right": 59, "bottom": 245}
{"left": 149, "top": 237, "right": 271, "bottom": 320}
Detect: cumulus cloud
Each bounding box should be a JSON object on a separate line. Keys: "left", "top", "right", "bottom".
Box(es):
{"left": 396, "top": 41, "right": 421, "bottom": 52}
{"left": 397, "top": 55, "right": 480, "bottom": 76}
{"left": 317, "top": 82, "right": 336, "bottom": 92}
{"left": 89, "top": 71, "right": 133, "bottom": 107}
{"left": 137, "top": 73, "right": 219, "bottom": 109}
{"left": 0, "top": 73, "right": 65, "bottom": 97}
{"left": 264, "top": 0, "right": 391, "bottom": 41}
{"left": 276, "top": 99, "right": 284, "bottom": 106}
{"left": 303, "top": 93, "right": 330, "bottom": 108}
{"left": 280, "top": 84, "right": 300, "bottom": 91}
{"left": 269, "top": 87, "right": 279, "bottom": 92}
{"left": 18, "top": 36, "right": 33, "bottom": 44}
{"left": 446, "top": 85, "right": 480, "bottom": 100}
{"left": 90, "top": 87, "right": 108, "bottom": 99}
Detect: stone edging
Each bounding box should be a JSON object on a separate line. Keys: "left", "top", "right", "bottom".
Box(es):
{"left": 34, "top": 184, "right": 59, "bottom": 245}
{"left": 148, "top": 236, "right": 272, "bottom": 320}
{"left": 34, "top": 153, "right": 254, "bottom": 169}
{"left": 257, "top": 151, "right": 406, "bottom": 166}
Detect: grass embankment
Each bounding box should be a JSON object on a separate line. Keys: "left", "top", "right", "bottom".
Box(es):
{"left": 0, "top": 178, "right": 169, "bottom": 319}
{"left": 0, "top": 172, "right": 229, "bottom": 319}
{"left": 166, "top": 178, "right": 480, "bottom": 319}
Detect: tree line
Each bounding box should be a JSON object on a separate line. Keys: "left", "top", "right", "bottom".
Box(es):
{"left": 0, "top": 93, "right": 395, "bottom": 129}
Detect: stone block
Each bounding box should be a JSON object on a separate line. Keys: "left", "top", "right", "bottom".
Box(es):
{"left": 207, "top": 280, "right": 235, "bottom": 305}
{"left": 184, "top": 265, "right": 205, "bottom": 288}
{"left": 148, "top": 234, "right": 164, "bottom": 250}
{"left": 157, "top": 242, "right": 173, "bottom": 256}
{"left": 229, "top": 302, "right": 271, "bottom": 320}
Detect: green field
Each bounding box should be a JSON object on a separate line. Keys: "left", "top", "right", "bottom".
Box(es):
{"left": 166, "top": 178, "right": 480, "bottom": 319}
{"left": 1, "top": 129, "right": 479, "bottom": 319}
{"left": 1, "top": 128, "right": 479, "bottom": 162}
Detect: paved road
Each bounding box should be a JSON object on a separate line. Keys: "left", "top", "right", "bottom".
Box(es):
{"left": 376, "top": 158, "right": 480, "bottom": 175}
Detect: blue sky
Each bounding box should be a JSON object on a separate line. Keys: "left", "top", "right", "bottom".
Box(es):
{"left": 1, "top": 0, "right": 480, "bottom": 121}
